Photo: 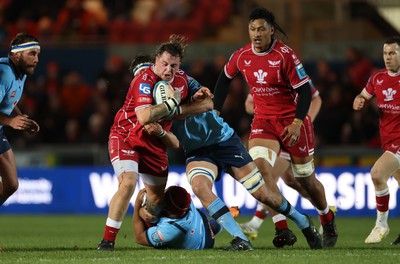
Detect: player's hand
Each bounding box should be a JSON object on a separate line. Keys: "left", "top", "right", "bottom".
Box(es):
{"left": 192, "top": 87, "right": 213, "bottom": 101}
{"left": 281, "top": 119, "right": 302, "bottom": 147}
{"left": 353, "top": 95, "right": 365, "bottom": 110}
{"left": 9, "top": 114, "right": 33, "bottom": 131}
{"left": 144, "top": 122, "right": 164, "bottom": 136}
{"left": 27, "top": 120, "right": 40, "bottom": 134}
{"left": 172, "top": 88, "right": 181, "bottom": 104}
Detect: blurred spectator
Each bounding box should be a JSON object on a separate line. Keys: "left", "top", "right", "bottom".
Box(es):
{"left": 130, "top": 0, "right": 157, "bottom": 26}
{"left": 59, "top": 71, "right": 93, "bottom": 121}
{"left": 345, "top": 47, "right": 375, "bottom": 91}
{"left": 156, "top": 0, "right": 193, "bottom": 20}
{"left": 53, "top": 0, "right": 107, "bottom": 42}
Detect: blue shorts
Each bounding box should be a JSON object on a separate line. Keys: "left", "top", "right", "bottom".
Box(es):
{"left": 197, "top": 209, "right": 215, "bottom": 249}
{"left": 0, "top": 128, "right": 11, "bottom": 154}
{"left": 185, "top": 133, "right": 253, "bottom": 181}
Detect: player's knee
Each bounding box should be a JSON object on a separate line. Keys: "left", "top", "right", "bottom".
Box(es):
{"left": 249, "top": 146, "right": 277, "bottom": 167}
{"left": 292, "top": 160, "right": 315, "bottom": 178}
{"left": 239, "top": 167, "right": 265, "bottom": 194}
{"left": 187, "top": 167, "right": 215, "bottom": 186}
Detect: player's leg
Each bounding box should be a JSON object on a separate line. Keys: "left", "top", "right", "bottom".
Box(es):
{"left": 235, "top": 140, "right": 322, "bottom": 249}
{"left": 391, "top": 169, "right": 400, "bottom": 245}
{"left": 98, "top": 169, "right": 138, "bottom": 250}
{"left": 238, "top": 202, "right": 268, "bottom": 239}
{"left": 187, "top": 160, "right": 253, "bottom": 251}
{"left": 98, "top": 136, "right": 140, "bottom": 250}
{"left": 365, "top": 151, "right": 399, "bottom": 244}
{"left": 290, "top": 154, "right": 337, "bottom": 248}
{"left": 0, "top": 148, "right": 19, "bottom": 206}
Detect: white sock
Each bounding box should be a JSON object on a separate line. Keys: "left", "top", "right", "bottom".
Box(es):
{"left": 106, "top": 217, "right": 122, "bottom": 229}
{"left": 376, "top": 211, "right": 389, "bottom": 228}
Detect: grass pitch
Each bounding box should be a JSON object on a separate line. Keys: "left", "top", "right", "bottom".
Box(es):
{"left": 0, "top": 214, "right": 399, "bottom": 264}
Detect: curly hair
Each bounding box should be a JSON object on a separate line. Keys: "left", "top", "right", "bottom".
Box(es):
{"left": 154, "top": 34, "right": 188, "bottom": 61}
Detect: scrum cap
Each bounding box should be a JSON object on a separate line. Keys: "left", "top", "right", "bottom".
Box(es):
{"left": 164, "top": 186, "right": 191, "bottom": 217}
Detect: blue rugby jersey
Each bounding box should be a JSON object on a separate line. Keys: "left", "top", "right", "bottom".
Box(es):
{"left": 0, "top": 57, "right": 26, "bottom": 128}
{"left": 176, "top": 75, "right": 234, "bottom": 154}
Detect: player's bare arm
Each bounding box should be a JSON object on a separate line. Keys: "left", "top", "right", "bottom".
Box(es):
{"left": 137, "top": 87, "right": 181, "bottom": 125}
{"left": 144, "top": 122, "right": 180, "bottom": 149}
{"left": 133, "top": 189, "right": 151, "bottom": 246}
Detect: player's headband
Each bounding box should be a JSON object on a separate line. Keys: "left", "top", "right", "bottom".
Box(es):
{"left": 11, "top": 42, "right": 41, "bottom": 53}
{"left": 133, "top": 62, "right": 152, "bottom": 76}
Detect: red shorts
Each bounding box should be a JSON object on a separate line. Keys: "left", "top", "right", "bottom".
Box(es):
{"left": 381, "top": 137, "right": 400, "bottom": 156}
{"left": 108, "top": 133, "right": 169, "bottom": 178}
{"left": 249, "top": 115, "right": 315, "bottom": 158}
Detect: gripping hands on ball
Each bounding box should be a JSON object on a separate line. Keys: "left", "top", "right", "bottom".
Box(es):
{"left": 153, "top": 81, "right": 182, "bottom": 118}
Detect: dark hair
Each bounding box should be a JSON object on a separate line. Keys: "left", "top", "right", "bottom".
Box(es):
{"left": 154, "top": 34, "right": 187, "bottom": 61}
{"left": 384, "top": 36, "right": 400, "bottom": 46}
{"left": 9, "top": 32, "right": 39, "bottom": 49}
{"left": 128, "top": 54, "right": 153, "bottom": 74}
{"left": 249, "top": 7, "right": 287, "bottom": 39}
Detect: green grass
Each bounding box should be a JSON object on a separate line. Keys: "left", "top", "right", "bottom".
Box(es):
{"left": 0, "top": 215, "right": 399, "bottom": 263}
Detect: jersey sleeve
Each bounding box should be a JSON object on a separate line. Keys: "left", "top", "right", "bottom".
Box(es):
{"left": 145, "top": 221, "right": 184, "bottom": 248}
{"left": 132, "top": 73, "right": 156, "bottom": 112}
{"left": 187, "top": 74, "right": 202, "bottom": 97}
{"left": 283, "top": 49, "right": 310, "bottom": 89}
{"left": 224, "top": 50, "right": 241, "bottom": 79}
{"left": 363, "top": 74, "right": 376, "bottom": 99}
{"left": 0, "top": 69, "right": 9, "bottom": 103}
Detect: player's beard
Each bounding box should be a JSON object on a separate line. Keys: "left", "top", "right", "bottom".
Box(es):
{"left": 20, "top": 59, "right": 36, "bottom": 76}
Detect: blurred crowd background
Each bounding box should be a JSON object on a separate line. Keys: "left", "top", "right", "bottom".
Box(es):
{"left": 0, "top": 0, "right": 398, "bottom": 166}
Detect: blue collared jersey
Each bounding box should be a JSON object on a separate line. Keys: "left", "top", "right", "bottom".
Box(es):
{"left": 146, "top": 201, "right": 208, "bottom": 249}
{"left": 0, "top": 57, "right": 26, "bottom": 128}
{"left": 177, "top": 76, "right": 234, "bottom": 154}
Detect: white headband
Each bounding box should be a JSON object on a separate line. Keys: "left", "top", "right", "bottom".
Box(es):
{"left": 11, "top": 42, "right": 40, "bottom": 53}
{"left": 133, "top": 62, "right": 152, "bottom": 76}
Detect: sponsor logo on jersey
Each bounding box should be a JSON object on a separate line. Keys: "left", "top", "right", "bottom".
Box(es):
{"left": 254, "top": 70, "right": 267, "bottom": 84}
{"left": 251, "top": 129, "right": 263, "bottom": 134}
{"left": 121, "top": 149, "right": 135, "bottom": 156}
{"left": 244, "top": 60, "right": 251, "bottom": 66}
{"left": 295, "top": 64, "right": 307, "bottom": 80}
{"left": 291, "top": 54, "right": 300, "bottom": 64}
{"left": 139, "top": 83, "right": 151, "bottom": 95}
{"left": 376, "top": 79, "right": 383, "bottom": 85}
{"left": 299, "top": 146, "right": 307, "bottom": 152}
{"left": 383, "top": 88, "right": 396, "bottom": 101}
{"left": 161, "top": 166, "right": 167, "bottom": 171}
{"left": 10, "top": 91, "right": 16, "bottom": 98}
{"left": 280, "top": 47, "right": 289, "bottom": 53}
{"left": 139, "top": 97, "right": 151, "bottom": 103}
{"left": 268, "top": 60, "right": 280, "bottom": 67}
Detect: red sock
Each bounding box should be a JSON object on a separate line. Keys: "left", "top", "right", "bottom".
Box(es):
{"left": 275, "top": 220, "right": 289, "bottom": 230}
{"left": 103, "top": 225, "right": 120, "bottom": 242}
{"left": 254, "top": 210, "right": 268, "bottom": 219}
{"left": 376, "top": 194, "right": 390, "bottom": 212}
{"left": 319, "top": 210, "right": 333, "bottom": 225}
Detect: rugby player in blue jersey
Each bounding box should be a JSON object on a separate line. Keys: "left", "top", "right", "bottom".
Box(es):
{"left": 134, "top": 186, "right": 225, "bottom": 249}
{"left": 129, "top": 48, "right": 322, "bottom": 250}
{"left": 0, "top": 33, "right": 40, "bottom": 205}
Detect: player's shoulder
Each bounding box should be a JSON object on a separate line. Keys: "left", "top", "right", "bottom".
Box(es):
{"left": 272, "top": 40, "right": 295, "bottom": 55}
{"left": 230, "top": 43, "right": 252, "bottom": 57}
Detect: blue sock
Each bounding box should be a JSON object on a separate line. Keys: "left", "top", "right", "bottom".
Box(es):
{"left": 207, "top": 197, "right": 248, "bottom": 241}
{"left": 278, "top": 196, "right": 309, "bottom": 230}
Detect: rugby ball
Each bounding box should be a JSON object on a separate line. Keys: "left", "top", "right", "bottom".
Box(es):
{"left": 153, "top": 81, "right": 176, "bottom": 118}
{"left": 153, "top": 81, "right": 174, "bottom": 104}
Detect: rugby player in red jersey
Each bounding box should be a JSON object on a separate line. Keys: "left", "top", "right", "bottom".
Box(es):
{"left": 98, "top": 35, "right": 191, "bottom": 250}
{"left": 213, "top": 7, "right": 337, "bottom": 248}
{"left": 353, "top": 36, "right": 400, "bottom": 245}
